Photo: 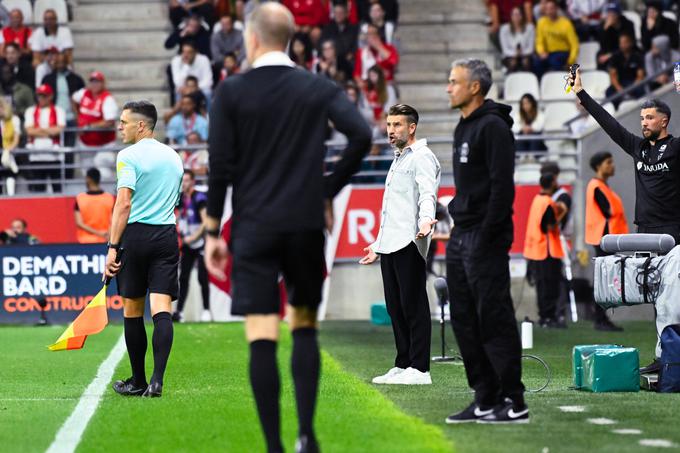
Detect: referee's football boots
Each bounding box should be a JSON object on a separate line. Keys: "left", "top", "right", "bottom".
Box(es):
{"left": 142, "top": 381, "right": 162, "bottom": 398}
{"left": 112, "top": 377, "right": 147, "bottom": 396}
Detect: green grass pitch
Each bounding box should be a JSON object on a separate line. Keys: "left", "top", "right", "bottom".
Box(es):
{"left": 1, "top": 320, "right": 679, "bottom": 452}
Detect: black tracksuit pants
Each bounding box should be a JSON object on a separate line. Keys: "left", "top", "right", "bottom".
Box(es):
{"left": 535, "top": 257, "right": 562, "bottom": 321}
{"left": 446, "top": 228, "right": 525, "bottom": 407}
{"left": 380, "top": 242, "right": 432, "bottom": 373}
{"left": 177, "top": 244, "right": 210, "bottom": 312}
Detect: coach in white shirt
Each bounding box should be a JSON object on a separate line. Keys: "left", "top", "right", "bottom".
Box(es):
{"left": 360, "top": 103, "right": 441, "bottom": 385}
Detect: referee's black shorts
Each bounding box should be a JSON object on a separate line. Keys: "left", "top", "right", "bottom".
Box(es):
{"left": 117, "top": 222, "right": 179, "bottom": 299}
{"left": 230, "top": 230, "right": 326, "bottom": 316}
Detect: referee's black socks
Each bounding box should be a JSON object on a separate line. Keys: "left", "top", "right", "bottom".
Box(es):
{"left": 123, "top": 316, "right": 147, "bottom": 387}
{"left": 292, "top": 328, "right": 320, "bottom": 441}
{"left": 150, "top": 312, "right": 174, "bottom": 386}
{"left": 249, "top": 340, "right": 283, "bottom": 453}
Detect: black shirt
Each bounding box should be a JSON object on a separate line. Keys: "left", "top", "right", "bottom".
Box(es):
{"left": 207, "top": 65, "right": 371, "bottom": 236}
{"left": 641, "top": 15, "right": 680, "bottom": 51}
{"left": 607, "top": 50, "right": 644, "bottom": 86}
{"left": 578, "top": 89, "right": 680, "bottom": 227}
{"left": 598, "top": 16, "right": 635, "bottom": 54}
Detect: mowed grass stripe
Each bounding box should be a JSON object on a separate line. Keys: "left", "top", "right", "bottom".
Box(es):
{"left": 0, "top": 325, "right": 124, "bottom": 453}
{"left": 77, "top": 323, "right": 454, "bottom": 453}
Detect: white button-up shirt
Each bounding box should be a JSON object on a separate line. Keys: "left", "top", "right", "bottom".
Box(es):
{"left": 370, "top": 138, "right": 441, "bottom": 259}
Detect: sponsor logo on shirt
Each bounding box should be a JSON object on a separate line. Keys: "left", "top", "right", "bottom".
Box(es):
{"left": 636, "top": 160, "right": 670, "bottom": 172}
{"left": 460, "top": 142, "right": 469, "bottom": 163}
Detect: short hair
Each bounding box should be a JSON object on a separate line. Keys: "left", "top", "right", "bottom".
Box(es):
{"left": 590, "top": 151, "right": 612, "bottom": 171}
{"left": 224, "top": 51, "right": 237, "bottom": 60}
{"left": 540, "top": 161, "right": 560, "bottom": 176}
{"left": 86, "top": 167, "right": 101, "bottom": 184}
{"left": 248, "top": 3, "right": 295, "bottom": 49}
{"left": 641, "top": 98, "right": 671, "bottom": 121}
{"left": 388, "top": 103, "right": 419, "bottom": 125}
{"left": 123, "top": 100, "right": 158, "bottom": 131}
{"left": 13, "top": 218, "right": 27, "bottom": 227}
{"left": 451, "top": 59, "right": 493, "bottom": 97}
{"left": 181, "top": 94, "right": 196, "bottom": 104}
{"left": 185, "top": 75, "right": 198, "bottom": 85}
{"left": 4, "top": 42, "right": 20, "bottom": 53}
{"left": 539, "top": 172, "right": 555, "bottom": 190}
{"left": 181, "top": 41, "right": 197, "bottom": 52}
{"left": 184, "top": 169, "right": 195, "bottom": 179}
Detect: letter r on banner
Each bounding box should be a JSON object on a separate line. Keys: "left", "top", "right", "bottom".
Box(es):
{"left": 348, "top": 209, "right": 375, "bottom": 244}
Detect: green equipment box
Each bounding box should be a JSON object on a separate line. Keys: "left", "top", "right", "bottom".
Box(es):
{"left": 573, "top": 345, "right": 640, "bottom": 392}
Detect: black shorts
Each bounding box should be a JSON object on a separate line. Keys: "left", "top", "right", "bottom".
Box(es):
{"left": 230, "top": 230, "right": 326, "bottom": 315}
{"left": 117, "top": 223, "right": 179, "bottom": 299}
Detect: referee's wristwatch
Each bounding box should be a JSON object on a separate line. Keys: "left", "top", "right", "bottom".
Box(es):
{"left": 107, "top": 242, "right": 121, "bottom": 250}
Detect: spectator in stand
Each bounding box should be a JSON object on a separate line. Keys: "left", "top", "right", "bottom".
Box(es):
{"left": 166, "top": 95, "right": 208, "bottom": 145}
{"left": 567, "top": 0, "right": 607, "bottom": 42}
{"left": 321, "top": 2, "right": 359, "bottom": 65}
{"left": 0, "top": 64, "right": 33, "bottom": 119}
{"left": 3, "top": 218, "right": 39, "bottom": 244}
{"left": 74, "top": 168, "right": 115, "bottom": 244}
{"left": 165, "top": 15, "right": 212, "bottom": 58}
{"left": 181, "top": 131, "right": 209, "bottom": 175}
{"left": 35, "top": 46, "right": 58, "bottom": 88}
{"left": 597, "top": 3, "right": 635, "bottom": 70}
{"left": 0, "top": 97, "right": 20, "bottom": 195}
{"left": 73, "top": 71, "right": 118, "bottom": 148}
{"left": 646, "top": 35, "right": 680, "bottom": 90}
{"left": 289, "top": 32, "right": 314, "bottom": 70}
{"left": 533, "top": 0, "right": 580, "bottom": 78}
{"left": 488, "top": 0, "right": 534, "bottom": 51}
{"left": 316, "top": 39, "right": 353, "bottom": 84}
{"left": 2, "top": 42, "right": 34, "bottom": 89}
{"left": 1, "top": 9, "right": 32, "bottom": 62}
{"left": 354, "top": 23, "right": 399, "bottom": 85}
{"left": 361, "top": 64, "right": 396, "bottom": 135}
{"left": 30, "top": 9, "right": 74, "bottom": 68}
{"left": 360, "top": 2, "right": 395, "bottom": 44}
{"left": 210, "top": 15, "right": 245, "bottom": 69}
{"left": 606, "top": 33, "right": 645, "bottom": 108}
{"left": 357, "top": 0, "right": 399, "bottom": 24}
{"left": 218, "top": 52, "right": 240, "bottom": 81}
{"left": 512, "top": 93, "right": 547, "bottom": 152}
{"left": 170, "top": 41, "right": 213, "bottom": 103}
{"left": 641, "top": 0, "right": 679, "bottom": 51}
{"left": 24, "top": 84, "right": 66, "bottom": 193}
{"left": 42, "top": 51, "right": 85, "bottom": 148}
{"left": 163, "top": 75, "right": 208, "bottom": 123}
{"left": 169, "top": 0, "right": 215, "bottom": 29}
{"left": 282, "top": 0, "right": 330, "bottom": 32}
{"left": 500, "top": 6, "right": 535, "bottom": 73}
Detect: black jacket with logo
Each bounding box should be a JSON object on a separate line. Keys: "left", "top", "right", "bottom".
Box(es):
{"left": 449, "top": 99, "right": 516, "bottom": 250}
{"left": 578, "top": 89, "right": 680, "bottom": 227}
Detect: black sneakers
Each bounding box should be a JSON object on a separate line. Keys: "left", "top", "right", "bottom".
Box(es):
{"left": 477, "top": 400, "right": 530, "bottom": 424}
{"left": 445, "top": 401, "right": 494, "bottom": 424}
{"left": 112, "top": 377, "right": 147, "bottom": 396}
{"left": 640, "top": 358, "right": 661, "bottom": 375}
{"left": 142, "top": 381, "right": 163, "bottom": 398}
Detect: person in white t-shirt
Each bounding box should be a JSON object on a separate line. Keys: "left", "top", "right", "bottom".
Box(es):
{"left": 24, "top": 84, "right": 66, "bottom": 192}
{"left": 30, "top": 9, "right": 74, "bottom": 68}
{"left": 170, "top": 42, "right": 213, "bottom": 103}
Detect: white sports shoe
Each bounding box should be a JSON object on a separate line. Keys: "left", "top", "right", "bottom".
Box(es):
{"left": 200, "top": 309, "right": 212, "bottom": 322}
{"left": 372, "top": 367, "right": 405, "bottom": 384}
{"left": 385, "top": 367, "right": 432, "bottom": 385}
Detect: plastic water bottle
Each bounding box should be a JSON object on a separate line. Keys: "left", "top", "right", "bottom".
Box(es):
{"left": 521, "top": 317, "right": 533, "bottom": 350}
{"left": 674, "top": 62, "right": 680, "bottom": 93}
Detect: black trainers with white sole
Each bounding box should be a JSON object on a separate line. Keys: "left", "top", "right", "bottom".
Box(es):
{"left": 477, "top": 401, "right": 529, "bottom": 424}
{"left": 112, "top": 377, "right": 147, "bottom": 396}
{"left": 445, "top": 401, "right": 494, "bottom": 424}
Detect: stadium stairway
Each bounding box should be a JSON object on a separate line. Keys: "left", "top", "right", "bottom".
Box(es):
{"left": 70, "top": 0, "right": 172, "bottom": 125}
{"left": 396, "top": 0, "right": 496, "bottom": 176}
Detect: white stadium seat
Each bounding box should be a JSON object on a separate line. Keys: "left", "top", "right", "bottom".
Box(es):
{"left": 543, "top": 101, "right": 580, "bottom": 132}
{"left": 586, "top": 102, "right": 615, "bottom": 128}
{"left": 503, "top": 71, "right": 540, "bottom": 101}
{"left": 622, "top": 10, "right": 642, "bottom": 42}
{"left": 662, "top": 10, "right": 677, "bottom": 23}
{"left": 2, "top": 0, "right": 32, "bottom": 24}
{"left": 578, "top": 41, "right": 600, "bottom": 71}
{"left": 617, "top": 99, "right": 640, "bottom": 112}
{"left": 486, "top": 83, "right": 499, "bottom": 101}
{"left": 580, "top": 70, "right": 610, "bottom": 99}
{"left": 33, "top": 0, "right": 68, "bottom": 24}
{"left": 540, "top": 71, "right": 571, "bottom": 101}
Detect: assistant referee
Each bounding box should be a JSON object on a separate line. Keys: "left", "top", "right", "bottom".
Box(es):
{"left": 104, "top": 101, "right": 184, "bottom": 398}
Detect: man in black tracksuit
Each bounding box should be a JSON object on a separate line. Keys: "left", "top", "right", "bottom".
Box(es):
{"left": 444, "top": 59, "right": 527, "bottom": 425}
{"left": 569, "top": 68, "right": 679, "bottom": 374}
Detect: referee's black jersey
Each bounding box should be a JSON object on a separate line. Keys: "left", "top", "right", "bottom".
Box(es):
{"left": 207, "top": 65, "right": 372, "bottom": 237}
{"left": 578, "top": 90, "right": 680, "bottom": 227}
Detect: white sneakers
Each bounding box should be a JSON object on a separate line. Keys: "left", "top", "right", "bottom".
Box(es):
{"left": 372, "top": 367, "right": 432, "bottom": 385}
{"left": 200, "top": 309, "right": 212, "bottom": 322}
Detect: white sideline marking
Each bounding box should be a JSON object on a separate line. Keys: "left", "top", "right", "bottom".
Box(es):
{"left": 559, "top": 405, "right": 586, "bottom": 413}
{"left": 587, "top": 418, "right": 617, "bottom": 425}
{"left": 612, "top": 429, "right": 643, "bottom": 435}
{"left": 45, "top": 335, "right": 126, "bottom": 453}
{"left": 639, "top": 439, "right": 676, "bottom": 448}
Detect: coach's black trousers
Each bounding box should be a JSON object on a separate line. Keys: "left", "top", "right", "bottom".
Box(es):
{"left": 534, "top": 256, "right": 562, "bottom": 321}
{"left": 380, "top": 242, "right": 431, "bottom": 373}
{"left": 446, "top": 228, "right": 525, "bottom": 407}
{"left": 177, "top": 244, "right": 210, "bottom": 312}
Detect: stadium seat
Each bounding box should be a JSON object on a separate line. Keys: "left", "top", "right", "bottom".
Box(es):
{"left": 514, "top": 161, "right": 541, "bottom": 184}
{"left": 33, "top": 0, "right": 68, "bottom": 23}
{"left": 617, "top": 99, "right": 640, "bottom": 112}
{"left": 662, "top": 10, "right": 677, "bottom": 22}
{"left": 585, "top": 102, "right": 615, "bottom": 128}
{"left": 580, "top": 70, "right": 610, "bottom": 99}
{"left": 3, "top": 0, "right": 32, "bottom": 24}
{"left": 543, "top": 101, "right": 579, "bottom": 132}
{"left": 622, "top": 10, "right": 641, "bottom": 42}
{"left": 486, "top": 83, "right": 499, "bottom": 101}
{"left": 578, "top": 42, "right": 600, "bottom": 71}
{"left": 503, "top": 71, "right": 540, "bottom": 101}
{"left": 540, "top": 71, "right": 571, "bottom": 101}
